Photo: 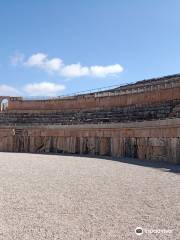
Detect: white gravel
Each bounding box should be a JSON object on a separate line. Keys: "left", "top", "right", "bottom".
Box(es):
{"left": 0, "top": 152, "right": 179, "bottom": 240}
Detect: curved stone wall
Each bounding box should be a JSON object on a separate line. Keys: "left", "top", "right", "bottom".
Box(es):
{"left": 6, "top": 85, "right": 180, "bottom": 111}
{"left": 0, "top": 74, "right": 180, "bottom": 164}
{"left": 0, "top": 119, "right": 179, "bottom": 163}
{"left": 0, "top": 74, "right": 178, "bottom": 112}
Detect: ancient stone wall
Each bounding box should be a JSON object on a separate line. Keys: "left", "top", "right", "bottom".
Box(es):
{"left": 3, "top": 74, "right": 180, "bottom": 112}
{"left": 0, "top": 75, "right": 180, "bottom": 164}
{"left": 0, "top": 99, "right": 179, "bottom": 125}
{"left": 0, "top": 119, "right": 179, "bottom": 163}
{"left": 7, "top": 85, "right": 180, "bottom": 111}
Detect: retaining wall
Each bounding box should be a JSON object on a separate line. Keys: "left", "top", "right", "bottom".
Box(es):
{"left": 0, "top": 118, "right": 179, "bottom": 163}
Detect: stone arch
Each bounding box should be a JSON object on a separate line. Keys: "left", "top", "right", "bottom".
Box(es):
{"left": 0, "top": 98, "right": 9, "bottom": 111}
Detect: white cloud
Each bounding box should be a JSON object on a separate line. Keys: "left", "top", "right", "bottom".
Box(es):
{"left": 46, "top": 58, "right": 63, "bottom": 72}
{"left": 23, "top": 82, "right": 66, "bottom": 96}
{"left": 25, "top": 53, "right": 63, "bottom": 73}
{"left": 90, "top": 64, "right": 123, "bottom": 77}
{"left": 25, "top": 53, "right": 47, "bottom": 67}
{"left": 61, "top": 63, "right": 89, "bottom": 77}
{"left": 0, "top": 81, "right": 66, "bottom": 97}
{"left": 10, "top": 51, "right": 25, "bottom": 66}
{"left": 0, "top": 84, "right": 20, "bottom": 96}
{"left": 23, "top": 52, "right": 123, "bottom": 78}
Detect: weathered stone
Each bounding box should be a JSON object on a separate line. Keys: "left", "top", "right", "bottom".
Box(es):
{"left": 0, "top": 74, "right": 179, "bottom": 163}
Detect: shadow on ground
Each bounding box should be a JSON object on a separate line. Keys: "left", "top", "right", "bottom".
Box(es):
{"left": 17, "top": 151, "right": 180, "bottom": 175}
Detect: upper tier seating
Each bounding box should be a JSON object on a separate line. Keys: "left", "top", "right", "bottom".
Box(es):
{"left": 0, "top": 100, "right": 179, "bottom": 126}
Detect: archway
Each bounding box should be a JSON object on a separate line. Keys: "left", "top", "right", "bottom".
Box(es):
{"left": 1, "top": 98, "right": 9, "bottom": 111}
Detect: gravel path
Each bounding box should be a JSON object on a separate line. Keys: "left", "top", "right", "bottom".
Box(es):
{"left": 0, "top": 153, "right": 179, "bottom": 240}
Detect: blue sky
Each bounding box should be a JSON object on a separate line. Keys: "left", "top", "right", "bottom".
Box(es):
{"left": 0, "top": 0, "right": 180, "bottom": 96}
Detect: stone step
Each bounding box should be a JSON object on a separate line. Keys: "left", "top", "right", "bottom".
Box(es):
{"left": 0, "top": 100, "right": 179, "bottom": 126}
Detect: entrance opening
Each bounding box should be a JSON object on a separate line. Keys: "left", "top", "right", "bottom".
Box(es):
{"left": 1, "top": 98, "right": 9, "bottom": 111}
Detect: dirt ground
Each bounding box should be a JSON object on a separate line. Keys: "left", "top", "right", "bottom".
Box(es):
{"left": 0, "top": 152, "right": 179, "bottom": 240}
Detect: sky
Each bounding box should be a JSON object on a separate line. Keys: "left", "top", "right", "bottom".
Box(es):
{"left": 0, "top": 0, "right": 180, "bottom": 97}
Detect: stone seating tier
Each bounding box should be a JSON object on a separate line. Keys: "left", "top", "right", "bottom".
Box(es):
{"left": 0, "top": 100, "right": 179, "bottom": 126}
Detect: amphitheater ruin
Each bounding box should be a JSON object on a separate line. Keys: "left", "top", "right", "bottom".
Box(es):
{"left": 0, "top": 74, "right": 180, "bottom": 163}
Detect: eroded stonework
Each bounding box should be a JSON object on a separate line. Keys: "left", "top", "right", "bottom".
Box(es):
{"left": 0, "top": 74, "right": 180, "bottom": 163}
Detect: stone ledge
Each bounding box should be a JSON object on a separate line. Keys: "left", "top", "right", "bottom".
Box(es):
{"left": 0, "top": 118, "right": 179, "bottom": 129}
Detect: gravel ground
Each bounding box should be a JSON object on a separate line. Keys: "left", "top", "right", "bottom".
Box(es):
{"left": 0, "top": 153, "right": 179, "bottom": 240}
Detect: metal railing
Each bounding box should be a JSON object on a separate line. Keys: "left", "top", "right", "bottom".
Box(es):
{"left": 22, "top": 82, "right": 132, "bottom": 101}
{"left": 22, "top": 74, "right": 180, "bottom": 101}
